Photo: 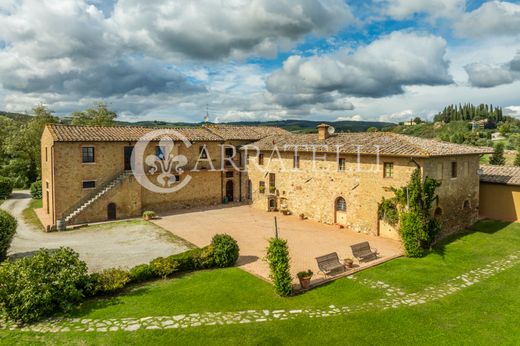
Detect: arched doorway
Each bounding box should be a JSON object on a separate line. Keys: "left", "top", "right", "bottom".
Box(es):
{"left": 226, "top": 180, "right": 234, "bottom": 202}
{"left": 107, "top": 203, "right": 117, "bottom": 220}
{"left": 247, "top": 180, "right": 252, "bottom": 200}
{"left": 335, "top": 197, "right": 347, "bottom": 226}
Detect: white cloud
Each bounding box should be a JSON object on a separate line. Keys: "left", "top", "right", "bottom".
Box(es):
{"left": 266, "top": 31, "right": 453, "bottom": 108}
{"left": 378, "top": 0, "right": 465, "bottom": 20}
{"left": 464, "top": 53, "right": 520, "bottom": 88}
{"left": 455, "top": 1, "right": 520, "bottom": 38}
{"left": 111, "top": 0, "right": 355, "bottom": 60}
{"left": 504, "top": 105, "right": 520, "bottom": 118}
{"left": 336, "top": 114, "right": 363, "bottom": 121}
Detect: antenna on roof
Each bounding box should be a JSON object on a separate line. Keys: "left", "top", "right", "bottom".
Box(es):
{"left": 204, "top": 104, "right": 209, "bottom": 123}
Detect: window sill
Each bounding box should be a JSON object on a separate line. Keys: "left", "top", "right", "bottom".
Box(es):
{"left": 82, "top": 162, "right": 96, "bottom": 165}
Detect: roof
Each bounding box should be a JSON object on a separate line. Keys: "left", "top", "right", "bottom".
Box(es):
{"left": 203, "top": 124, "right": 290, "bottom": 141}
{"left": 243, "top": 132, "right": 493, "bottom": 157}
{"left": 46, "top": 124, "right": 286, "bottom": 142}
{"left": 480, "top": 165, "right": 520, "bottom": 186}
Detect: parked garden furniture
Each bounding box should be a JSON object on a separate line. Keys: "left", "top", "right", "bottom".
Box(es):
{"left": 315, "top": 252, "right": 346, "bottom": 276}
{"left": 350, "top": 241, "right": 378, "bottom": 262}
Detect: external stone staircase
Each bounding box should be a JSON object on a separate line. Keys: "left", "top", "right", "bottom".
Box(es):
{"left": 61, "top": 171, "right": 132, "bottom": 225}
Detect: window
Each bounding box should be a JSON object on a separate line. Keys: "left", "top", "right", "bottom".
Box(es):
{"left": 225, "top": 147, "right": 234, "bottom": 158}
{"left": 259, "top": 181, "right": 265, "bottom": 194}
{"left": 199, "top": 146, "right": 208, "bottom": 159}
{"left": 293, "top": 154, "right": 300, "bottom": 169}
{"left": 258, "top": 153, "right": 264, "bottom": 165}
{"left": 338, "top": 158, "right": 346, "bottom": 171}
{"left": 269, "top": 173, "right": 276, "bottom": 193}
{"left": 225, "top": 171, "right": 234, "bottom": 178}
{"left": 463, "top": 200, "right": 470, "bottom": 209}
{"left": 45, "top": 181, "right": 49, "bottom": 188}
{"left": 451, "top": 162, "right": 458, "bottom": 178}
{"left": 336, "top": 197, "right": 346, "bottom": 212}
{"left": 45, "top": 147, "right": 48, "bottom": 162}
{"left": 384, "top": 162, "right": 394, "bottom": 178}
{"left": 82, "top": 180, "right": 96, "bottom": 189}
{"left": 82, "top": 147, "right": 95, "bottom": 163}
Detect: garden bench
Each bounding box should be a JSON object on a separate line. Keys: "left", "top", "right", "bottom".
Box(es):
{"left": 350, "top": 242, "right": 378, "bottom": 262}
{"left": 315, "top": 252, "right": 346, "bottom": 276}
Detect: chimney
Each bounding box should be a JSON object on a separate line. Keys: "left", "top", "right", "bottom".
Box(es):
{"left": 317, "top": 123, "right": 330, "bottom": 140}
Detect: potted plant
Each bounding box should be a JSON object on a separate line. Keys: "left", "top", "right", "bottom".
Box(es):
{"left": 142, "top": 210, "right": 156, "bottom": 221}
{"left": 269, "top": 185, "right": 276, "bottom": 193}
{"left": 344, "top": 258, "right": 354, "bottom": 268}
{"left": 299, "top": 213, "right": 305, "bottom": 220}
{"left": 297, "top": 270, "right": 313, "bottom": 289}
{"left": 259, "top": 185, "right": 265, "bottom": 193}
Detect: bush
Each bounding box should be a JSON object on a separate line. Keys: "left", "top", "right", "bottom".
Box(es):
{"left": 142, "top": 210, "right": 156, "bottom": 220}
{"left": 129, "top": 264, "right": 155, "bottom": 283}
{"left": 150, "top": 257, "right": 178, "bottom": 279}
{"left": 195, "top": 245, "right": 215, "bottom": 269}
{"left": 0, "top": 177, "right": 13, "bottom": 200}
{"left": 0, "top": 247, "right": 89, "bottom": 323}
{"left": 211, "top": 234, "right": 239, "bottom": 268}
{"left": 266, "top": 238, "right": 292, "bottom": 296}
{"left": 0, "top": 210, "right": 17, "bottom": 262}
{"left": 90, "top": 268, "right": 130, "bottom": 295}
{"left": 399, "top": 211, "right": 427, "bottom": 258}
{"left": 30, "top": 180, "right": 42, "bottom": 199}
{"left": 167, "top": 249, "right": 198, "bottom": 272}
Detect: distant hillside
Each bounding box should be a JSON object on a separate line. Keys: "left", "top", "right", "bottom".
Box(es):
{"left": 0, "top": 111, "right": 33, "bottom": 122}
{"left": 4, "top": 111, "right": 394, "bottom": 133}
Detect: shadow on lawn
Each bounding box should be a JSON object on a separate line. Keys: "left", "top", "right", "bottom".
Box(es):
{"left": 431, "top": 219, "right": 513, "bottom": 259}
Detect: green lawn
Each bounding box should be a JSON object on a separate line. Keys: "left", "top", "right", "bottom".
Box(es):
{"left": 21, "top": 198, "right": 44, "bottom": 231}
{"left": 2, "top": 220, "right": 520, "bottom": 345}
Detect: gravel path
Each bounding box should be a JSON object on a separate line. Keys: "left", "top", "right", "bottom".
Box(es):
{"left": 1, "top": 191, "right": 190, "bottom": 272}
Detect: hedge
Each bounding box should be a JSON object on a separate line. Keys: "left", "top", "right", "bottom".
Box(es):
{"left": 266, "top": 238, "right": 292, "bottom": 296}
{"left": 30, "top": 181, "right": 42, "bottom": 199}
{"left": 0, "top": 210, "right": 17, "bottom": 262}
{"left": 0, "top": 248, "right": 90, "bottom": 323}
{"left": 0, "top": 177, "right": 13, "bottom": 200}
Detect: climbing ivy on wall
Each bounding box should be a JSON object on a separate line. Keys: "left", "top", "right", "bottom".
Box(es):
{"left": 378, "top": 168, "right": 441, "bottom": 257}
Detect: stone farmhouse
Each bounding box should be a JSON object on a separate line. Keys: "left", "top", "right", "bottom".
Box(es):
{"left": 41, "top": 123, "right": 491, "bottom": 239}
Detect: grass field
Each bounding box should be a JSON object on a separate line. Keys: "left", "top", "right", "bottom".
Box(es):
{"left": 1, "top": 220, "right": 520, "bottom": 345}
{"left": 21, "top": 198, "right": 44, "bottom": 231}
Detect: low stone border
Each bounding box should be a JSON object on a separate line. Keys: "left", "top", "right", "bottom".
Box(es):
{"left": 1, "top": 252, "right": 518, "bottom": 333}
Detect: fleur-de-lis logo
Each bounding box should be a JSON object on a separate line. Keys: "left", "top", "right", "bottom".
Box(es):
{"left": 145, "top": 137, "right": 188, "bottom": 187}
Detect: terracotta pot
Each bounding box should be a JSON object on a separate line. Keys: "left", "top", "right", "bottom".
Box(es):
{"left": 344, "top": 259, "right": 354, "bottom": 268}
{"left": 299, "top": 276, "right": 312, "bottom": 289}
{"left": 143, "top": 215, "right": 151, "bottom": 221}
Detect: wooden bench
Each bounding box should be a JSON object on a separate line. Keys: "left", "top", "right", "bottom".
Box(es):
{"left": 316, "top": 252, "right": 345, "bottom": 276}
{"left": 350, "top": 242, "right": 378, "bottom": 262}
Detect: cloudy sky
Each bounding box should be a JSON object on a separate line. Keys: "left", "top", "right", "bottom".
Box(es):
{"left": 0, "top": 0, "right": 519, "bottom": 123}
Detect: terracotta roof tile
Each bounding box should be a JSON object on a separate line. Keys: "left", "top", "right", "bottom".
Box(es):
{"left": 203, "top": 124, "right": 290, "bottom": 140}
{"left": 243, "top": 132, "right": 493, "bottom": 157}
{"left": 480, "top": 165, "right": 520, "bottom": 186}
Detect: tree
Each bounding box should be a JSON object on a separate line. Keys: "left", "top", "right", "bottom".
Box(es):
{"left": 489, "top": 143, "right": 506, "bottom": 165}
{"left": 1, "top": 104, "right": 57, "bottom": 186}
{"left": 366, "top": 127, "right": 378, "bottom": 132}
{"left": 71, "top": 102, "right": 117, "bottom": 126}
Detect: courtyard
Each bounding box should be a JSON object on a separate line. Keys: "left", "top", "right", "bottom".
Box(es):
{"left": 2, "top": 191, "right": 190, "bottom": 272}
{"left": 152, "top": 204, "right": 403, "bottom": 284}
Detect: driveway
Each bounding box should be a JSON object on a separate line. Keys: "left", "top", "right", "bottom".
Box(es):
{"left": 1, "top": 191, "right": 190, "bottom": 272}
{"left": 153, "top": 205, "right": 403, "bottom": 283}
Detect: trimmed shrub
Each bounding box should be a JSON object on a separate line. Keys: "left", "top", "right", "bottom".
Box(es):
{"left": 0, "top": 247, "right": 89, "bottom": 323}
{"left": 0, "top": 210, "right": 17, "bottom": 261}
{"left": 30, "top": 180, "right": 42, "bottom": 199}
{"left": 211, "top": 234, "right": 239, "bottom": 268}
{"left": 0, "top": 177, "right": 13, "bottom": 200}
{"left": 266, "top": 238, "right": 292, "bottom": 296}
{"left": 167, "top": 249, "right": 198, "bottom": 272}
{"left": 195, "top": 245, "right": 215, "bottom": 269}
{"left": 90, "top": 268, "right": 130, "bottom": 295}
{"left": 129, "top": 264, "right": 155, "bottom": 283}
{"left": 150, "top": 257, "right": 178, "bottom": 279}
{"left": 399, "top": 211, "right": 427, "bottom": 258}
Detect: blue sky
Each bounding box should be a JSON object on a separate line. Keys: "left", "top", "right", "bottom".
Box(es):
{"left": 0, "top": 0, "right": 519, "bottom": 123}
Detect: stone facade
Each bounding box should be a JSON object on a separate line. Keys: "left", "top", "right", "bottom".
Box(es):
{"left": 41, "top": 123, "right": 487, "bottom": 241}
{"left": 245, "top": 151, "right": 482, "bottom": 238}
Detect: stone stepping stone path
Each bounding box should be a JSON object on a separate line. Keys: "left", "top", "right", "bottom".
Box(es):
{"left": 1, "top": 252, "right": 518, "bottom": 333}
